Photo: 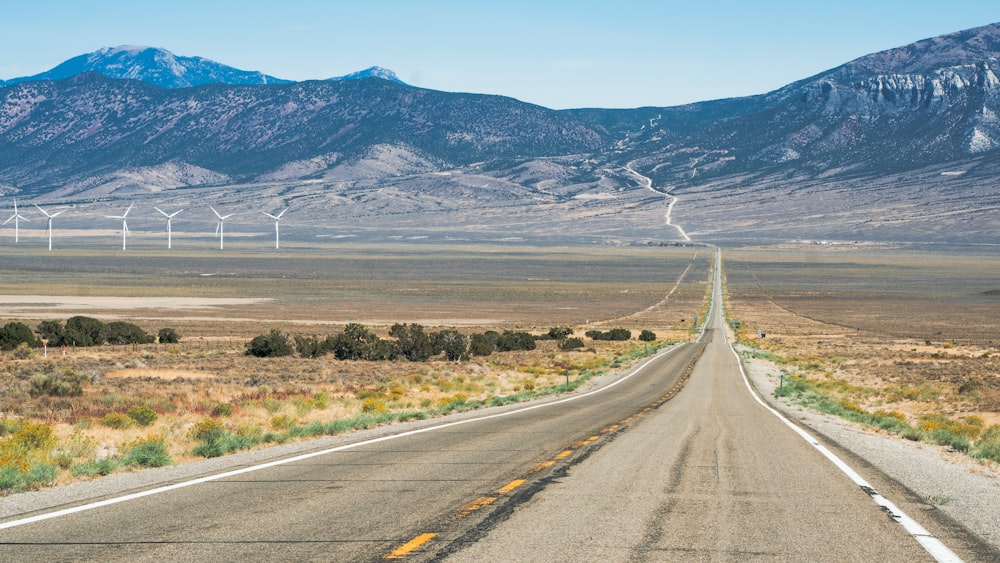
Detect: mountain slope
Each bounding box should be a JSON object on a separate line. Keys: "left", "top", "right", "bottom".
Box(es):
{"left": 599, "top": 22, "right": 1000, "bottom": 186}
{"left": 0, "top": 72, "right": 608, "bottom": 193}
{"left": 2, "top": 46, "right": 293, "bottom": 89}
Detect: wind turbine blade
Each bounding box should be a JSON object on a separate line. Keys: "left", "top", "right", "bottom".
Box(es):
{"left": 262, "top": 212, "right": 278, "bottom": 220}
{"left": 170, "top": 209, "right": 184, "bottom": 218}
{"left": 277, "top": 208, "right": 289, "bottom": 219}
{"left": 123, "top": 220, "right": 129, "bottom": 235}
{"left": 51, "top": 210, "right": 66, "bottom": 217}
{"left": 34, "top": 205, "right": 50, "bottom": 217}
{"left": 215, "top": 221, "right": 221, "bottom": 236}
{"left": 211, "top": 206, "right": 223, "bottom": 220}
{"left": 3, "top": 215, "right": 13, "bottom": 226}
{"left": 123, "top": 203, "right": 134, "bottom": 217}
{"left": 154, "top": 206, "right": 167, "bottom": 217}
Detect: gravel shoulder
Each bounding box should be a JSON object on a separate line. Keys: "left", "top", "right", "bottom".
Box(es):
{"left": 739, "top": 346, "right": 1000, "bottom": 552}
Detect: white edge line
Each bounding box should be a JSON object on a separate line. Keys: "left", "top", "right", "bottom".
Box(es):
{"left": 0, "top": 342, "right": 689, "bottom": 531}
{"left": 727, "top": 338, "right": 962, "bottom": 562}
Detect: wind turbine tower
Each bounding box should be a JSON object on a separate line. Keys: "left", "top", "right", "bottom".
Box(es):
{"left": 154, "top": 207, "right": 184, "bottom": 249}
{"left": 210, "top": 206, "right": 235, "bottom": 250}
{"left": 105, "top": 203, "right": 134, "bottom": 251}
{"left": 34, "top": 204, "right": 65, "bottom": 251}
{"left": 3, "top": 198, "right": 30, "bottom": 243}
{"left": 261, "top": 208, "right": 289, "bottom": 249}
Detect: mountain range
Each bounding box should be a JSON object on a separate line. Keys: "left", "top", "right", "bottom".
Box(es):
{"left": 1, "top": 26, "right": 999, "bottom": 245}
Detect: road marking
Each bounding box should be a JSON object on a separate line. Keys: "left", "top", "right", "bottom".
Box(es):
{"left": 555, "top": 450, "right": 573, "bottom": 459}
{"left": 530, "top": 460, "right": 555, "bottom": 473}
{"left": 0, "top": 341, "right": 689, "bottom": 531}
{"left": 724, "top": 294, "right": 962, "bottom": 560}
{"left": 458, "top": 496, "right": 498, "bottom": 517}
{"left": 384, "top": 532, "right": 437, "bottom": 559}
{"left": 498, "top": 479, "right": 525, "bottom": 495}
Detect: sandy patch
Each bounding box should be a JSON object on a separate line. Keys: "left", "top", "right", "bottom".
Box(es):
{"left": 0, "top": 295, "right": 271, "bottom": 312}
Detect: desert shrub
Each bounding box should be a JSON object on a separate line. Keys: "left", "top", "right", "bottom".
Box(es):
{"left": 71, "top": 458, "right": 118, "bottom": 477}
{"left": 209, "top": 402, "right": 233, "bottom": 417}
{"left": 328, "top": 323, "right": 393, "bottom": 360}
{"left": 546, "top": 326, "right": 574, "bottom": 340}
{"left": 390, "top": 323, "right": 434, "bottom": 361}
{"left": 469, "top": 333, "right": 496, "bottom": 356}
{"left": 585, "top": 328, "right": 631, "bottom": 341}
{"left": 958, "top": 376, "right": 986, "bottom": 396}
{"left": 157, "top": 327, "right": 181, "bottom": 344}
{"left": 246, "top": 329, "right": 294, "bottom": 357}
{"left": 295, "top": 335, "right": 329, "bottom": 358}
{"left": 558, "top": 337, "right": 585, "bottom": 351}
{"left": 495, "top": 331, "right": 536, "bottom": 352}
{"left": 638, "top": 329, "right": 657, "bottom": 342}
{"left": 126, "top": 406, "right": 157, "bottom": 427}
{"left": 30, "top": 369, "right": 87, "bottom": 397}
{"left": 0, "top": 462, "right": 56, "bottom": 493}
{"left": 0, "top": 321, "right": 40, "bottom": 350}
{"left": 9, "top": 421, "right": 56, "bottom": 451}
{"left": 99, "top": 412, "right": 133, "bottom": 429}
{"left": 361, "top": 396, "right": 387, "bottom": 414}
{"left": 188, "top": 419, "right": 226, "bottom": 441}
{"left": 35, "top": 320, "right": 66, "bottom": 346}
{"left": 433, "top": 329, "right": 469, "bottom": 361}
{"left": 270, "top": 414, "right": 295, "bottom": 430}
{"left": 106, "top": 321, "right": 155, "bottom": 345}
{"left": 64, "top": 316, "right": 107, "bottom": 347}
{"left": 121, "top": 436, "right": 171, "bottom": 468}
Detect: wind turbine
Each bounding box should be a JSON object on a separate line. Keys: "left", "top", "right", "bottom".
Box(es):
{"left": 154, "top": 206, "right": 183, "bottom": 249}
{"left": 261, "top": 208, "right": 289, "bottom": 249}
{"left": 105, "top": 203, "right": 134, "bottom": 251}
{"left": 34, "top": 204, "right": 65, "bottom": 251}
{"left": 210, "top": 206, "right": 234, "bottom": 250}
{"left": 3, "top": 198, "right": 29, "bottom": 243}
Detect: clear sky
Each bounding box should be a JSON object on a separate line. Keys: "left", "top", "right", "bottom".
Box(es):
{"left": 1, "top": 1, "right": 998, "bottom": 109}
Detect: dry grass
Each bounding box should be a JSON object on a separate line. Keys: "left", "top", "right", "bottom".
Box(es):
{"left": 0, "top": 242, "right": 713, "bottom": 491}
{"left": 725, "top": 245, "right": 1000, "bottom": 429}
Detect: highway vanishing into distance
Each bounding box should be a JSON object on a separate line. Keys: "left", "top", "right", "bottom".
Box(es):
{"left": 0, "top": 251, "right": 988, "bottom": 561}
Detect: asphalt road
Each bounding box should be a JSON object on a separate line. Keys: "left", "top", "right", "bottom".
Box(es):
{"left": 0, "top": 250, "right": 980, "bottom": 561}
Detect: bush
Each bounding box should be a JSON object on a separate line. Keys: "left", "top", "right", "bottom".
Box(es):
{"left": 99, "top": 412, "right": 133, "bottom": 429}
{"left": 295, "top": 335, "right": 329, "bottom": 358}
{"left": 157, "top": 328, "right": 181, "bottom": 344}
{"left": 0, "top": 321, "right": 40, "bottom": 350}
{"left": 495, "top": 331, "right": 536, "bottom": 352}
{"left": 638, "top": 329, "right": 657, "bottom": 342}
{"left": 547, "top": 326, "right": 574, "bottom": 340}
{"left": 64, "top": 316, "right": 107, "bottom": 347}
{"left": 122, "top": 436, "right": 171, "bottom": 468}
{"left": 558, "top": 337, "right": 585, "bottom": 350}
{"left": 469, "top": 332, "right": 497, "bottom": 356}
{"left": 390, "top": 323, "right": 433, "bottom": 361}
{"left": 71, "top": 458, "right": 118, "bottom": 478}
{"left": 433, "top": 329, "right": 469, "bottom": 361}
{"left": 585, "top": 328, "right": 632, "bottom": 341}
{"left": 245, "top": 329, "right": 294, "bottom": 357}
{"left": 328, "top": 323, "right": 391, "bottom": 360}
{"left": 106, "top": 321, "right": 155, "bottom": 345}
{"left": 30, "top": 369, "right": 87, "bottom": 397}
{"left": 35, "top": 320, "right": 66, "bottom": 347}
{"left": 126, "top": 406, "right": 157, "bottom": 427}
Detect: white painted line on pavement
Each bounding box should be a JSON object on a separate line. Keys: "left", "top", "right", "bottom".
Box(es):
{"left": 728, "top": 342, "right": 962, "bottom": 562}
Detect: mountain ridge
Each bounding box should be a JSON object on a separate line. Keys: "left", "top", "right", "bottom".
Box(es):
{"left": 1, "top": 24, "right": 1000, "bottom": 244}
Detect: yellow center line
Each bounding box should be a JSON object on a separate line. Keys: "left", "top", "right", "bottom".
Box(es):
{"left": 555, "top": 450, "right": 572, "bottom": 459}
{"left": 384, "top": 532, "right": 437, "bottom": 559}
{"left": 498, "top": 479, "right": 525, "bottom": 494}
{"left": 531, "top": 460, "right": 555, "bottom": 472}
{"left": 458, "top": 496, "right": 497, "bottom": 516}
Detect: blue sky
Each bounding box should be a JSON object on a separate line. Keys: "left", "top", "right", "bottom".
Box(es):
{"left": 2, "top": 1, "right": 998, "bottom": 109}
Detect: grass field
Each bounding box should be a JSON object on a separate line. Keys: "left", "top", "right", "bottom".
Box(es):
{"left": 725, "top": 244, "right": 1000, "bottom": 463}
{"left": 0, "top": 242, "right": 713, "bottom": 491}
